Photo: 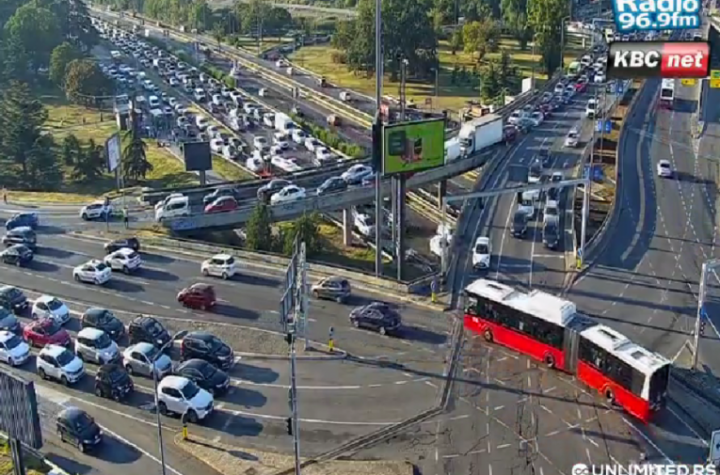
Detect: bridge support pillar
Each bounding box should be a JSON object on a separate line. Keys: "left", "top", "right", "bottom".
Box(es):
{"left": 342, "top": 208, "right": 352, "bottom": 246}
{"left": 438, "top": 180, "right": 447, "bottom": 210}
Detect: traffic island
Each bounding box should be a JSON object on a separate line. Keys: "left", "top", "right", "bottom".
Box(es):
{"left": 174, "top": 433, "right": 414, "bottom": 475}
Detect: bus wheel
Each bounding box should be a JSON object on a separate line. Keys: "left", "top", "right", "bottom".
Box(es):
{"left": 483, "top": 329, "right": 493, "bottom": 342}
{"left": 544, "top": 354, "right": 555, "bottom": 368}
{"left": 604, "top": 388, "right": 615, "bottom": 405}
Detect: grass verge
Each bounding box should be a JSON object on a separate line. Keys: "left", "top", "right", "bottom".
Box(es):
{"left": 288, "top": 37, "right": 585, "bottom": 114}
{"left": 0, "top": 439, "right": 50, "bottom": 475}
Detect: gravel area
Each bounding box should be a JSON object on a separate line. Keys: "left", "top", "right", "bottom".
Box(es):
{"left": 175, "top": 434, "right": 414, "bottom": 475}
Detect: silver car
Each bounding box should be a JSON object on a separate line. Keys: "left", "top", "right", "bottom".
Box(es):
{"left": 122, "top": 342, "right": 172, "bottom": 378}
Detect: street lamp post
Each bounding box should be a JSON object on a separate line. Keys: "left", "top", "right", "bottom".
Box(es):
{"left": 152, "top": 329, "right": 188, "bottom": 475}
{"left": 560, "top": 16, "right": 571, "bottom": 71}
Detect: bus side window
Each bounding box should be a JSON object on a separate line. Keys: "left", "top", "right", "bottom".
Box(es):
{"left": 465, "top": 295, "right": 479, "bottom": 316}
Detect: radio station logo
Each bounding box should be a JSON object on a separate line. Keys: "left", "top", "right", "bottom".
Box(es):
{"left": 612, "top": 0, "right": 700, "bottom": 32}
{"left": 606, "top": 41, "right": 710, "bottom": 78}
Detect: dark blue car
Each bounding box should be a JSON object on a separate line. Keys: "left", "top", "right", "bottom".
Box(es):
{"left": 6, "top": 213, "right": 38, "bottom": 231}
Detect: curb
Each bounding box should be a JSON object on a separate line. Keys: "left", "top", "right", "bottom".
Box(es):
{"left": 236, "top": 348, "right": 348, "bottom": 361}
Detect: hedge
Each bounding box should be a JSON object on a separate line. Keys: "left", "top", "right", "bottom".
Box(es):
{"left": 291, "top": 115, "right": 365, "bottom": 158}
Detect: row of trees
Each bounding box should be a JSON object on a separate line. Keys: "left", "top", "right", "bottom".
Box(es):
{"left": 246, "top": 206, "right": 324, "bottom": 257}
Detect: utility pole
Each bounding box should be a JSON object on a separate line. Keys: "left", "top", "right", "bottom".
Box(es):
{"left": 579, "top": 89, "right": 597, "bottom": 267}
{"left": 288, "top": 329, "right": 301, "bottom": 475}
{"left": 693, "top": 260, "right": 718, "bottom": 369}
{"left": 396, "top": 58, "right": 409, "bottom": 281}
{"left": 373, "top": 0, "right": 383, "bottom": 277}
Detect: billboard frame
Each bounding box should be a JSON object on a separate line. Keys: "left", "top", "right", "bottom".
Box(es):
{"left": 382, "top": 118, "right": 445, "bottom": 177}
{"left": 182, "top": 141, "right": 212, "bottom": 172}
{"left": 0, "top": 370, "right": 43, "bottom": 449}
{"left": 105, "top": 133, "right": 121, "bottom": 173}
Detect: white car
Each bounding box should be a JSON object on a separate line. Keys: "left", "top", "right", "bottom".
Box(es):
{"left": 37, "top": 344, "right": 84, "bottom": 385}
{"left": 246, "top": 157, "right": 264, "bottom": 172}
{"left": 528, "top": 112, "right": 544, "bottom": 127}
{"left": 554, "top": 83, "right": 565, "bottom": 95}
{"left": 316, "top": 147, "right": 334, "bottom": 161}
{"left": 304, "top": 138, "right": 323, "bottom": 152}
{"left": 195, "top": 115, "right": 209, "bottom": 130}
{"left": 0, "top": 330, "right": 29, "bottom": 366}
{"left": 580, "top": 55, "right": 593, "bottom": 67}
{"left": 253, "top": 136, "right": 269, "bottom": 151}
{"left": 341, "top": 164, "right": 373, "bottom": 184}
{"left": 75, "top": 327, "right": 119, "bottom": 364}
{"left": 518, "top": 191, "right": 538, "bottom": 219}
{"left": 292, "top": 129, "right": 307, "bottom": 144}
{"left": 508, "top": 110, "right": 522, "bottom": 126}
{"left": 206, "top": 125, "right": 220, "bottom": 138}
{"left": 586, "top": 99, "right": 597, "bottom": 118}
{"left": 263, "top": 113, "right": 275, "bottom": 128}
{"left": 201, "top": 254, "right": 237, "bottom": 279}
{"left": 80, "top": 201, "right": 113, "bottom": 220}
{"left": 565, "top": 128, "right": 579, "bottom": 147}
{"left": 32, "top": 295, "right": 70, "bottom": 324}
{"left": 123, "top": 342, "right": 173, "bottom": 378}
{"left": 565, "top": 84, "right": 575, "bottom": 96}
{"left": 104, "top": 248, "right": 142, "bottom": 274}
{"left": 543, "top": 200, "right": 559, "bottom": 224}
{"left": 274, "top": 137, "right": 290, "bottom": 150}
{"left": 657, "top": 160, "right": 673, "bottom": 177}
{"left": 354, "top": 213, "right": 375, "bottom": 237}
{"left": 73, "top": 260, "right": 112, "bottom": 285}
{"left": 270, "top": 185, "right": 307, "bottom": 205}
{"left": 472, "top": 237, "right": 492, "bottom": 270}
{"left": 210, "top": 138, "right": 224, "bottom": 153}
{"left": 157, "top": 375, "right": 214, "bottom": 422}
{"left": 594, "top": 72, "right": 606, "bottom": 83}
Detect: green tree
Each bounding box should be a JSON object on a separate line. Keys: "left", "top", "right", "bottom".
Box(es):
{"left": 26, "top": 134, "right": 62, "bottom": 190}
{"left": 283, "top": 213, "right": 322, "bottom": 256}
{"left": 4, "top": 2, "right": 62, "bottom": 66}
{"left": 449, "top": 28, "right": 463, "bottom": 55}
{"left": 64, "top": 59, "right": 113, "bottom": 105}
{"left": 528, "top": 0, "right": 567, "bottom": 75}
{"left": 0, "top": 81, "right": 51, "bottom": 188}
{"left": 0, "top": 33, "right": 29, "bottom": 85}
{"left": 60, "top": 134, "right": 83, "bottom": 166}
{"left": 462, "top": 19, "right": 498, "bottom": 62}
{"left": 188, "top": 0, "right": 212, "bottom": 31}
{"left": 501, "top": 0, "right": 531, "bottom": 49}
{"left": 480, "top": 61, "right": 501, "bottom": 102}
{"left": 265, "top": 7, "right": 292, "bottom": 40}
{"left": 212, "top": 22, "right": 224, "bottom": 48}
{"left": 121, "top": 124, "right": 152, "bottom": 182}
{"left": 241, "top": 0, "right": 269, "bottom": 37}
{"left": 245, "top": 203, "right": 273, "bottom": 252}
{"left": 72, "top": 138, "right": 105, "bottom": 181}
{"left": 49, "top": 42, "right": 80, "bottom": 85}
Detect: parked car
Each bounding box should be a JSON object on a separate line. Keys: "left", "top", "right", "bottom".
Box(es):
{"left": 349, "top": 302, "right": 402, "bottom": 336}
{"left": 177, "top": 284, "right": 216, "bottom": 310}
{"left": 173, "top": 358, "right": 230, "bottom": 395}
{"left": 56, "top": 407, "right": 102, "bottom": 453}
{"left": 104, "top": 237, "right": 140, "bottom": 253}
{"left": 0, "top": 330, "right": 29, "bottom": 366}
{"left": 311, "top": 277, "right": 351, "bottom": 303}
{"left": 24, "top": 319, "right": 71, "bottom": 347}
{"left": 0, "top": 286, "right": 27, "bottom": 312}
{"left": 5, "top": 212, "right": 38, "bottom": 230}
{"left": 0, "top": 307, "right": 20, "bottom": 333}
{"left": 75, "top": 327, "right": 120, "bottom": 364}
{"left": 94, "top": 363, "right": 134, "bottom": 401}
{"left": 180, "top": 331, "right": 234, "bottom": 370}
{"left": 32, "top": 295, "right": 70, "bottom": 324}
{"left": 156, "top": 375, "right": 214, "bottom": 422}
{"left": 0, "top": 244, "right": 33, "bottom": 266}
{"left": 122, "top": 342, "right": 173, "bottom": 377}
{"left": 81, "top": 308, "right": 125, "bottom": 341}
{"left": 37, "top": 344, "right": 84, "bottom": 384}
{"left": 2, "top": 226, "right": 37, "bottom": 250}
{"left": 128, "top": 315, "right": 171, "bottom": 348}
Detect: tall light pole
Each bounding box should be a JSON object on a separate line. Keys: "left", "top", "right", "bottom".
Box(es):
{"left": 153, "top": 329, "right": 188, "bottom": 475}
{"left": 373, "top": 0, "right": 383, "bottom": 276}
{"left": 560, "top": 16, "right": 570, "bottom": 71}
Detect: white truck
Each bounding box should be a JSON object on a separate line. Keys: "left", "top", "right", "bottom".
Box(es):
{"left": 458, "top": 114, "right": 503, "bottom": 157}
{"left": 445, "top": 137, "right": 462, "bottom": 162}
{"left": 144, "top": 28, "right": 151, "bottom": 38}
{"left": 274, "top": 112, "right": 294, "bottom": 133}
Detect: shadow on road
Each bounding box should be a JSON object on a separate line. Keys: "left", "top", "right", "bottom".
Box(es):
{"left": 229, "top": 362, "right": 280, "bottom": 384}
{"left": 139, "top": 267, "right": 179, "bottom": 282}
{"left": 44, "top": 453, "right": 95, "bottom": 475}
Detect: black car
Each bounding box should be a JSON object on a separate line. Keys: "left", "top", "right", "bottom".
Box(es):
{"left": 104, "top": 237, "right": 140, "bottom": 253}
{"left": 5, "top": 212, "right": 38, "bottom": 230}
{"left": 128, "top": 315, "right": 171, "bottom": 349}
{"left": 94, "top": 363, "right": 134, "bottom": 401}
{"left": 174, "top": 358, "right": 230, "bottom": 395}
{"left": 2, "top": 226, "right": 36, "bottom": 250}
{"left": 82, "top": 308, "right": 125, "bottom": 341}
{"left": 543, "top": 220, "right": 560, "bottom": 250}
{"left": 180, "top": 331, "right": 234, "bottom": 370}
{"left": 0, "top": 244, "right": 33, "bottom": 266}
{"left": 56, "top": 407, "right": 102, "bottom": 453}
{"left": 203, "top": 187, "right": 241, "bottom": 206}
{"left": 547, "top": 187, "right": 560, "bottom": 202}
{"left": 257, "top": 179, "right": 291, "bottom": 203}
{"left": 317, "top": 177, "right": 347, "bottom": 196}
{"left": 538, "top": 150, "right": 552, "bottom": 168}
{"left": 349, "top": 302, "right": 402, "bottom": 336}
{"left": 0, "top": 286, "right": 27, "bottom": 312}
{"left": 511, "top": 211, "right": 528, "bottom": 238}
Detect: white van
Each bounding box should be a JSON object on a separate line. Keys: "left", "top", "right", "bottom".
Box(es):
{"left": 155, "top": 196, "right": 190, "bottom": 222}
{"left": 148, "top": 95, "right": 160, "bottom": 108}
{"left": 586, "top": 99, "right": 597, "bottom": 118}
{"left": 194, "top": 88, "right": 206, "bottom": 102}
{"left": 518, "top": 191, "right": 539, "bottom": 219}
{"left": 339, "top": 91, "right": 352, "bottom": 102}
{"left": 212, "top": 94, "right": 223, "bottom": 106}
{"left": 543, "top": 200, "right": 559, "bottom": 224}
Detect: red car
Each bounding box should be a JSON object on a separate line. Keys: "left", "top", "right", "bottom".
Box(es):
{"left": 178, "top": 283, "right": 217, "bottom": 310}
{"left": 503, "top": 125, "right": 518, "bottom": 143}
{"left": 23, "top": 319, "right": 71, "bottom": 347}
{"left": 204, "top": 197, "right": 238, "bottom": 214}
{"left": 575, "top": 80, "right": 588, "bottom": 93}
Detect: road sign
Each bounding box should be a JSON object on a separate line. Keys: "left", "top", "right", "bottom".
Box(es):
{"left": 604, "top": 119, "right": 612, "bottom": 134}
{"left": 711, "top": 79, "right": 720, "bottom": 89}
{"left": 595, "top": 120, "right": 603, "bottom": 132}
{"left": 701, "top": 306, "right": 709, "bottom": 320}
{"left": 710, "top": 430, "right": 720, "bottom": 466}
{"left": 681, "top": 78, "right": 697, "bottom": 86}
{"left": 711, "top": 70, "right": 720, "bottom": 79}
{"left": 615, "top": 81, "right": 624, "bottom": 94}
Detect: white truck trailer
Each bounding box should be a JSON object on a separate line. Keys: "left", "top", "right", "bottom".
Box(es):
{"left": 458, "top": 114, "right": 504, "bottom": 157}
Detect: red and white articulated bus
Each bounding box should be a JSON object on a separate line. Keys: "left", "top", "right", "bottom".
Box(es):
{"left": 463, "top": 279, "right": 671, "bottom": 423}
{"left": 659, "top": 78, "right": 675, "bottom": 109}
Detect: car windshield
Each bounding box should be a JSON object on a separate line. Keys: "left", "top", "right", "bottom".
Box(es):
{"left": 568, "top": 131, "right": 578, "bottom": 138}
{"left": 475, "top": 244, "right": 489, "bottom": 254}
{"left": 96, "top": 263, "right": 108, "bottom": 271}
{"left": 109, "top": 369, "right": 127, "bottom": 383}
{"left": 545, "top": 226, "right": 558, "bottom": 238}
{"left": 45, "top": 321, "right": 62, "bottom": 334}
{"left": 56, "top": 349, "right": 75, "bottom": 366}
{"left": 145, "top": 346, "right": 160, "bottom": 361}
{"left": 147, "top": 321, "right": 164, "bottom": 335}
{"left": 529, "top": 167, "right": 542, "bottom": 178}
{"left": 200, "top": 363, "right": 217, "bottom": 378}
{"left": 74, "top": 413, "right": 94, "bottom": 431}
{"left": 181, "top": 380, "right": 200, "bottom": 399}
{"left": 660, "top": 163, "right": 670, "bottom": 168}
{"left": 97, "top": 311, "right": 114, "bottom": 324}
{"left": 546, "top": 207, "right": 557, "bottom": 216}
{"left": 95, "top": 333, "right": 112, "bottom": 349}
{"left": 207, "top": 337, "right": 223, "bottom": 351}
{"left": 4, "top": 288, "right": 21, "bottom": 299}
{"left": 5, "top": 335, "right": 22, "bottom": 350}
{"left": 47, "top": 299, "right": 63, "bottom": 311}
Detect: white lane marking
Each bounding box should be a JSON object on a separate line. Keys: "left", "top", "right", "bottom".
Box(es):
{"left": 667, "top": 406, "right": 709, "bottom": 447}
{"left": 622, "top": 417, "right": 673, "bottom": 464}
{"left": 227, "top": 408, "right": 395, "bottom": 426}
{"left": 532, "top": 254, "right": 565, "bottom": 259}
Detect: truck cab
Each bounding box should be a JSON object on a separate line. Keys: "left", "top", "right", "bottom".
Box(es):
{"left": 517, "top": 191, "right": 539, "bottom": 219}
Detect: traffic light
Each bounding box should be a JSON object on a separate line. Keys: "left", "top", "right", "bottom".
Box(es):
{"left": 700, "top": 318, "right": 706, "bottom": 336}
{"left": 286, "top": 417, "right": 293, "bottom": 436}
{"left": 285, "top": 332, "right": 294, "bottom": 345}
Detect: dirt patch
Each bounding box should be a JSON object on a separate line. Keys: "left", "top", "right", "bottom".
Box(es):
{"left": 175, "top": 434, "right": 414, "bottom": 475}
{"left": 574, "top": 80, "right": 642, "bottom": 247}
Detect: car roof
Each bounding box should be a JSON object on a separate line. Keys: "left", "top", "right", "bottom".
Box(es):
{"left": 475, "top": 237, "right": 490, "bottom": 245}
{"left": 179, "top": 358, "right": 210, "bottom": 370}
{"left": 78, "top": 327, "right": 105, "bottom": 339}
{"left": 212, "top": 254, "right": 233, "bottom": 260}
{"left": 114, "top": 248, "right": 135, "bottom": 255}
{"left": 41, "top": 344, "right": 68, "bottom": 358}
{"left": 84, "top": 307, "right": 110, "bottom": 317}
{"left": 659, "top": 160, "right": 671, "bottom": 165}
{"left": 58, "top": 407, "right": 88, "bottom": 422}
{"left": 187, "top": 331, "right": 214, "bottom": 341}
{"left": 0, "top": 330, "right": 16, "bottom": 343}
{"left": 98, "top": 362, "right": 124, "bottom": 375}
{"left": 129, "top": 342, "right": 155, "bottom": 353}
{"left": 190, "top": 283, "right": 212, "bottom": 291}
{"left": 159, "top": 375, "right": 189, "bottom": 389}
{"left": 36, "top": 295, "right": 57, "bottom": 303}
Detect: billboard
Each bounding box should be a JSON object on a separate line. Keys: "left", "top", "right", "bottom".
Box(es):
{"left": 382, "top": 119, "right": 445, "bottom": 176}
{"left": 105, "top": 133, "right": 121, "bottom": 173}
{"left": 182, "top": 141, "right": 212, "bottom": 172}
{"left": 0, "top": 370, "right": 43, "bottom": 449}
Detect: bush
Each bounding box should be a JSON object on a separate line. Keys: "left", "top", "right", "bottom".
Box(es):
{"left": 330, "top": 51, "right": 347, "bottom": 64}
{"left": 291, "top": 115, "right": 366, "bottom": 158}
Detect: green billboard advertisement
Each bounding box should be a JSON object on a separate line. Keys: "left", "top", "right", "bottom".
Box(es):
{"left": 382, "top": 118, "right": 445, "bottom": 176}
